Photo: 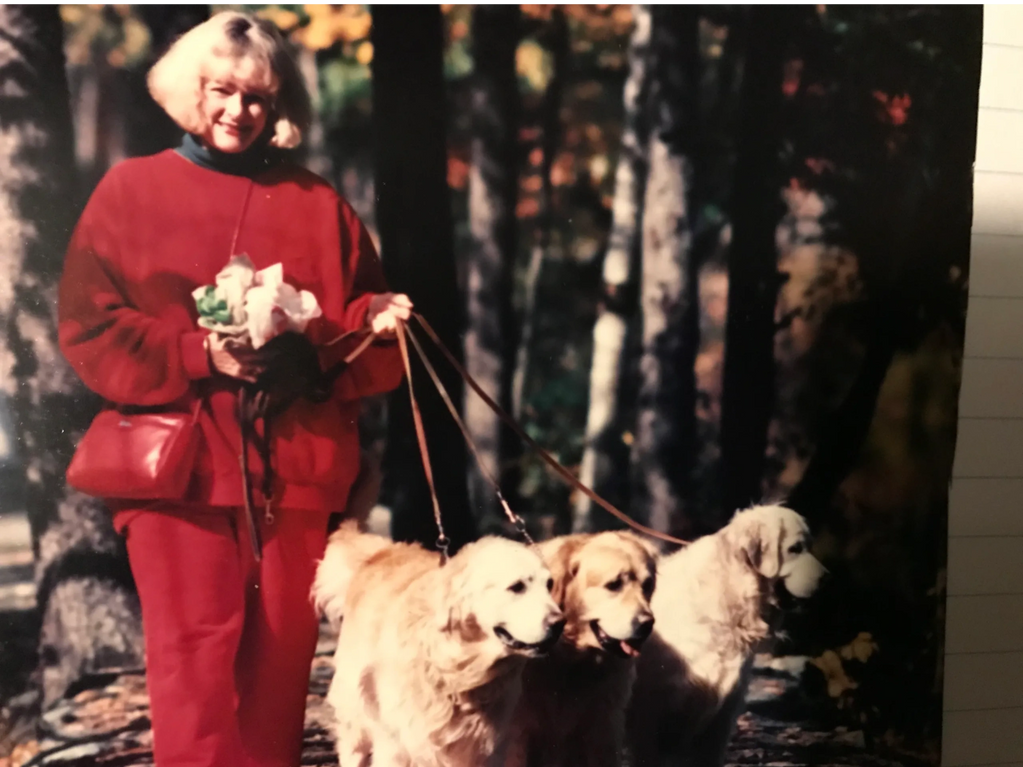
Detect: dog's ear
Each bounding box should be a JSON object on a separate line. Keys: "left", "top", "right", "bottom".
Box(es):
{"left": 731, "top": 516, "right": 782, "bottom": 579}
{"left": 621, "top": 531, "right": 660, "bottom": 573}
{"left": 434, "top": 582, "right": 457, "bottom": 633}
{"left": 438, "top": 583, "right": 486, "bottom": 643}
{"left": 540, "top": 535, "right": 587, "bottom": 607}
{"left": 759, "top": 520, "right": 782, "bottom": 579}
{"left": 434, "top": 559, "right": 469, "bottom": 633}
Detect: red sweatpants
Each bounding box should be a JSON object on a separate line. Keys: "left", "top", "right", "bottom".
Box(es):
{"left": 119, "top": 505, "right": 331, "bottom": 767}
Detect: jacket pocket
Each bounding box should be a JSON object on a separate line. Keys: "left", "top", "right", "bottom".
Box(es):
{"left": 271, "top": 399, "right": 360, "bottom": 489}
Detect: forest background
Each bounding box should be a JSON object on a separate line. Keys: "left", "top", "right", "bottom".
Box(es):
{"left": 0, "top": 5, "right": 981, "bottom": 767}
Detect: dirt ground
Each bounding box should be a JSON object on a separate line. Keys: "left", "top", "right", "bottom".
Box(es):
{"left": 0, "top": 621, "right": 925, "bottom": 767}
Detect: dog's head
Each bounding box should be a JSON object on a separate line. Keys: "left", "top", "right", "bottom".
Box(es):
{"left": 541, "top": 532, "right": 658, "bottom": 659}
{"left": 439, "top": 537, "right": 564, "bottom": 658}
{"left": 724, "top": 504, "right": 827, "bottom": 600}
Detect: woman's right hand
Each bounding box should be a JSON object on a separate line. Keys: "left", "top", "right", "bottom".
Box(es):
{"left": 205, "top": 334, "right": 266, "bottom": 383}
{"left": 366, "top": 292, "right": 413, "bottom": 338}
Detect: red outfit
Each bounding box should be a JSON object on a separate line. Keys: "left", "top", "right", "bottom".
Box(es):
{"left": 58, "top": 150, "right": 404, "bottom": 767}
{"left": 125, "top": 506, "right": 330, "bottom": 767}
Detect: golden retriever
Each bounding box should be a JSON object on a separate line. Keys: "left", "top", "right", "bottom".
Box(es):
{"left": 625, "top": 504, "right": 827, "bottom": 767}
{"left": 312, "top": 522, "right": 564, "bottom": 767}
{"left": 505, "top": 531, "right": 658, "bottom": 767}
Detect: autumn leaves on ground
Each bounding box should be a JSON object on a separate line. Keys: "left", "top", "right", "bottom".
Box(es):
{"left": 0, "top": 5, "right": 980, "bottom": 767}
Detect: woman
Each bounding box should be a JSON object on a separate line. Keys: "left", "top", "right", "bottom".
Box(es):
{"left": 58, "top": 12, "right": 409, "bottom": 767}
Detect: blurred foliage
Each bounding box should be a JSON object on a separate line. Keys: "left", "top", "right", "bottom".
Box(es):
{"left": 61, "top": 5, "right": 151, "bottom": 69}
{"left": 439, "top": 6, "right": 632, "bottom": 519}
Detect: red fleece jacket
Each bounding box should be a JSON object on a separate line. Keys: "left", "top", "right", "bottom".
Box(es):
{"left": 58, "top": 150, "right": 405, "bottom": 512}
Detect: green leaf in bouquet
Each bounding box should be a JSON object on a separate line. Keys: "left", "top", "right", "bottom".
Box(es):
{"left": 213, "top": 304, "right": 233, "bottom": 324}
{"left": 196, "top": 285, "right": 230, "bottom": 324}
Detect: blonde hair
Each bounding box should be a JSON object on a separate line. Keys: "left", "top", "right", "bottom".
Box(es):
{"left": 147, "top": 11, "right": 311, "bottom": 149}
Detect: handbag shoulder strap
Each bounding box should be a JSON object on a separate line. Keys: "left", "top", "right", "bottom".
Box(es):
{"left": 229, "top": 179, "right": 256, "bottom": 257}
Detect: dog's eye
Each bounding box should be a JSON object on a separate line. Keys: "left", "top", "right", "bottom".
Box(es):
{"left": 546, "top": 578, "right": 554, "bottom": 593}
{"left": 508, "top": 581, "right": 527, "bottom": 594}
{"left": 788, "top": 542, "right": 804, "bottom": 555}
{"left": 642, "top": 577, "right": 655, "bottom": 597}
{"left": 605, "top": 577, "right": 623, "bottom": 593}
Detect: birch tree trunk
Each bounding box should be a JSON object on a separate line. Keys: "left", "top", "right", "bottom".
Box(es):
{"left": 629, "top": 6, "right": 701, "bottom": 536}
{"left": 0, "top": 6, "right": 143, "bottom": 711}
{"left": 573, "top": 5, "right": 651, "bottom": 533}
{"left": 464, "top": 6, "right": 521, "bottom": 532}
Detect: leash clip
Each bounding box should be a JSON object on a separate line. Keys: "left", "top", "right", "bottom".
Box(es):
{"left": 511, "top": 515, "right": 533, "bottom": 545}
{"left": 435, "top": 534, "right": 451, "bottom": 564}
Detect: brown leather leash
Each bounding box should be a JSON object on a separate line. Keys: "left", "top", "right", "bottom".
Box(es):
{"left": 406, "top": 313, "right": 690, "bottom": 549}
{"left": 239, "top": 327, "right": 379, "bottom": 562}
{"left": 402, "top": 321, "right": 535, "bottom": 548}
{"left": 395, "top": 320, "right": 451, "bottom": 563}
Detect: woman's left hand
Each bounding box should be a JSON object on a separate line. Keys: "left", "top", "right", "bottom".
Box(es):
{"left": 367, "top": 293, "right": 413, "bottom": 338}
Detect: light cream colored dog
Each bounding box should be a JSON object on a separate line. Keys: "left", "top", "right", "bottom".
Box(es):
{"left": 505, "top": 531, "right": 658, "bottom": 767}
{"left": 625, "top": 504, "right": 827, "bottom": 767}
{"left": 312, "top": 523, "right": 565, "bottom": 767}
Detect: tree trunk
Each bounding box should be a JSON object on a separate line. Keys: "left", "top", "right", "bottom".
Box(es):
{"left": 371, "top": 5, "right": 476, "bottom": 550}
{"left": 129, "top": 7, "right": 209, "bottom": 159}
{"left": 0, "top": 6, "right": 143, "bottom": 710}
{"left": 463, "top": 6, "right": 521, "bottom": 533}
{"left": 573, "top": 5, "right": 650, "bottom": 533}
{"left": 629, "top": 6, "right": 701, "bottom": 536}
{"left": 718, "top": 8, "right": 793, "bottom": 516}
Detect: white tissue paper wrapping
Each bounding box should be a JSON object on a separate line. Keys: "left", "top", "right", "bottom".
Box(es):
{"left": 192, "top": 255, "right": 322, "bottom": 349}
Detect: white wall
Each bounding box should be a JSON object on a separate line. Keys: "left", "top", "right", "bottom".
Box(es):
{"left": 943, "top": 6, "right": 1023, "bottom": 766}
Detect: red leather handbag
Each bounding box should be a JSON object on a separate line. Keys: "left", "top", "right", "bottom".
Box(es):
{"left": 66, "top": 399, "right": 202, "bottom": 500}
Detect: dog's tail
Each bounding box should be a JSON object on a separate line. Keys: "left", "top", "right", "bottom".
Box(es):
{"left": 312, "top": 520, "right": 390, "bottom": 630}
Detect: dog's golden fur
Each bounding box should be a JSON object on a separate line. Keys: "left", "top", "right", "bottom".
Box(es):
{"left": 505, "top": 531, "right": 658, "bottom": 767}
{"left": 313, "top": 523, "right": 562, "bottom": 767}
{"left": 625, "top": 504, "right": 827, "bottom": 767}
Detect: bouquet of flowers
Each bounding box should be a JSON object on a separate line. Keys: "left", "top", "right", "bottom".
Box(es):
{"left": 192, "top": 255, "right": 322, "bottom": 349}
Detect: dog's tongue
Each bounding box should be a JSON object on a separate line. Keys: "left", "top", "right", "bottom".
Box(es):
{"left": 620, "top": 640, "right": 640, "bottom": 657}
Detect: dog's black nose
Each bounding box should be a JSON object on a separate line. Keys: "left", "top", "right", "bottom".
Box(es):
{"left": 547, "top": 618, "right": 566, "bottom": 640}
{"left": 634, "top": 616, "right": 655, "bottom": 642}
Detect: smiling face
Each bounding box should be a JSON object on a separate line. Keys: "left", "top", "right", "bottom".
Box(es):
{"left": 544, "top": 532, "right": 658, "bottom": 659}
{"left": 199, "top": 58, "right": 274, "bottom": 153}
{"left": 446, "top": 537, "right": 565, "bottom": 658}
{"left": 727, "top": 505, "right": 828, "bottom": 600}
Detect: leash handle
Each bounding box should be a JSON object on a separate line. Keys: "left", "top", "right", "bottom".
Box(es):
{"left": 396, "top": 320, "right": 450, "bottom": 563}
{"left": 403, "top": 322, "right": 535, "bottom": 547}
{"left": 341, "top": 331, "right": 377, "bottom": 364}
{"left": 411, "top": 312, "right": 690, "bottom": 548}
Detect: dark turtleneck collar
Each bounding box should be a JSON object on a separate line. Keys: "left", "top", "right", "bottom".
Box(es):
{"left": 176, "top": 132, "right": 283, "bottom": 178}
